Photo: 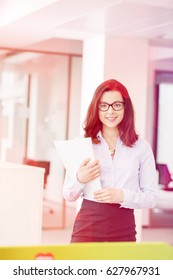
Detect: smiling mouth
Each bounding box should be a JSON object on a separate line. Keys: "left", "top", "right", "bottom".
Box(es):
{"left": 106, "top": 117, "right": 117, "bottom": 121}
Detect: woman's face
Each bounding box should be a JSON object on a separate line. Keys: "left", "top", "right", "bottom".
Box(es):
{"left": 98, "top": 90, "right": 124, "bottom": 130}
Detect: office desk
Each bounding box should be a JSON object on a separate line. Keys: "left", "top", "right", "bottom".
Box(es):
{"left": 0, "top": 161, "right": 44, "bottom": 246}
{"left": 150, "top": 188, "right": 173, "bottom": 227}
{"left": 0, "top": 242, "right": 173, "bottom": 260}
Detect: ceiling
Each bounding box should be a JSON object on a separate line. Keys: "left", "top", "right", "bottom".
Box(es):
{"left": 0, "top": 0, "right": 173, "bottom": 52}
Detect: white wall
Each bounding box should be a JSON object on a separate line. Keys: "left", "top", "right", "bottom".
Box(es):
{"left": 146, "top": 45, "right": 173, "bottom": 145}
{"left": 104, "top": 36, "right": 149, "bottom": 138}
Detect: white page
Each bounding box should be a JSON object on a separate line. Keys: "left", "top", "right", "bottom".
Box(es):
{"left": 54, "top": 137, "right": 101, "bottom": 199}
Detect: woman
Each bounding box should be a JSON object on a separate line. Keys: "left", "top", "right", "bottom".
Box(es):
{"left": 63, "top": 79, "right": 158, "bottom": 242}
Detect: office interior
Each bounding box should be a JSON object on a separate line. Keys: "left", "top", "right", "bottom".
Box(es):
{"left": 0, "top": 0, "right": 173, "bottom": 247}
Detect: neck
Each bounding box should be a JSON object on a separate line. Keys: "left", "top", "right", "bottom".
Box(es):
{"left": 102, "top": 127, "right": 119, "bottom": 139}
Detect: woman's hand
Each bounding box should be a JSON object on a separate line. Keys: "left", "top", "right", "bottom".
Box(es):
{"left": 94, "top": 188, "right": 124, "bottom": 204}
{"left": 77, "top": 158, "right": 100, "bottom": 184}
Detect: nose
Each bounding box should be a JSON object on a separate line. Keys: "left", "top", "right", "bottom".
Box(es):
{"left": 107, "top": 105, "right": 114, "bottom": 113}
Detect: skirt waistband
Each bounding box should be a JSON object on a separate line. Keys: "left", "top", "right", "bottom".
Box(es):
{"left": 72, "top": 199, "right": 136, "bottom": 239}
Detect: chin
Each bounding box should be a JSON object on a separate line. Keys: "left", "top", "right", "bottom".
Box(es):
{"left": 104, "top": 123, "right": 118, "bottom": 128}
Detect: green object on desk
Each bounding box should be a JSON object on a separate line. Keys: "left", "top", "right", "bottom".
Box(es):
{"left": 0, "top": 242, "right": 172, "bottom": 260}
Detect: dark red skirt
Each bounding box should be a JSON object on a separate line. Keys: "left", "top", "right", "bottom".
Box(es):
{"left": 71, "top": 199, "right": 136, "bottom": 242}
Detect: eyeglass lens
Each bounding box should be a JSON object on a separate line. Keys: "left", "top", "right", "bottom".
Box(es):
{"left": 98, "top": 102, "right": 124, "bottom": 111}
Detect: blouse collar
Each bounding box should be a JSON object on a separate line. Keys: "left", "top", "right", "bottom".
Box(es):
{"left": 97, "top": 130, "right": 121, "bottom": 144}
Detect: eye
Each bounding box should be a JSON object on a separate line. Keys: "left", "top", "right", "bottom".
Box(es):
{"left": 115, "top": 102, "right": 122, "bottom": 107}
{"left": 98, "top": 103, "right": 108, "bottom": 110}
{"left": 113, "top": 102, "right": 124, "bottom": 110}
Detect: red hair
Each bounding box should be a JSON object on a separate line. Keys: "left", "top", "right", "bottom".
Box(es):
{"left": 83, "top": 79, "right": 138, "bottom": 147}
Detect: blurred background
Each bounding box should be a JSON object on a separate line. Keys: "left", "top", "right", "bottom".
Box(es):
{"left": 0, "top": 0, "right": 173, "bottom": 245}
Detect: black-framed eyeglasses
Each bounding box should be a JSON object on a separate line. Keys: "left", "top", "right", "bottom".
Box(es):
{"left": 98, "top": 101, "right": 125, "bottom": 112}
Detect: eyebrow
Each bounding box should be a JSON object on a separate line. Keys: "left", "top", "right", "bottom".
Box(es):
{"left": 99, "top": 101, "right": 124, "bottom": 104}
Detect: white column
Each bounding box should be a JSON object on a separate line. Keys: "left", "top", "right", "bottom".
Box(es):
{"left": 80, "top": 34, "right": 106, "bottom": 131}
{"left": 76, "top": 35, "right": 106, "bottom": 210}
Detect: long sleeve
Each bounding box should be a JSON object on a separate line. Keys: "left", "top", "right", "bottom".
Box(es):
{"left": 63, "top": 171, "right": 85, "bottom": 202}
{"left": 121, "top": 141, "right": 158, "bottom": 209}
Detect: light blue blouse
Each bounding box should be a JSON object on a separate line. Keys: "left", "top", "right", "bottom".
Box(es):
{"left": 63, "top": 132, "right": 158, "bottom": 209}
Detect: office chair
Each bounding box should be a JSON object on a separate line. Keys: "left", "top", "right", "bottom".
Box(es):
{"left": 23, "top": 158, "right": 66, "bottom": 229}
{"left": 23, "top": 158, "right": 55, "bottom": 213}
{"left": 23, "top": 158, "right": 50, "bottom": 189}
{"left": 156, "top": 163, "right": 173, "bottom": 191}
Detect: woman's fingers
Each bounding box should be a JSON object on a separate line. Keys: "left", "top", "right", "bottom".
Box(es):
{"left": 89, "top": 164, "right": 100, "bottom": 173}
{"left": 80, "top": 158, "right": 91, "bottom": 167}
{"left": 80, "top": 159, "right": 100, "bottom": 170}
{"left": 94, "top": 188, "right": 124, "bottom": 204}
{"left": 87, "top": 160, "right": 99, "bottom": 168}
{"left": 90, "top": 170, "right": 101, "bottom": 179}
{"left": 84, "top": 159, "right": 100, "bottom": 177}
{"left": 94, "top": 189, "right": 106, "bottom": 196}
{"left": 94, "top": 192, "right": 107, "bottom": 199}
{"left": 77, "top": 159, "right": 100, "bottom": 184}
{"left": 94, "top": 189, "right": 113, "bottom": 200}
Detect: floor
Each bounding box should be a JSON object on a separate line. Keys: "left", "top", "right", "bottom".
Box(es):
{"left": 41, "top": 203, "right": 173, "bottom": 245}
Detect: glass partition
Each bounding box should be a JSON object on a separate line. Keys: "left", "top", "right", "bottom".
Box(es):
{"left": 0, "top": 48, "right": 82, "bottom": 229}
